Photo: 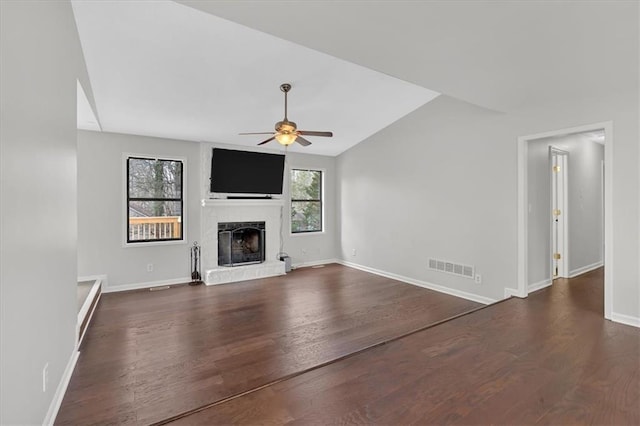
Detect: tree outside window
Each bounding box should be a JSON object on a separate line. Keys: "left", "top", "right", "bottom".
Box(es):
{"left": 127, "top": 157, "right": 183, "bottom": 243}
{"left": 291, "top": 169, "right": 322, "bottom": 233}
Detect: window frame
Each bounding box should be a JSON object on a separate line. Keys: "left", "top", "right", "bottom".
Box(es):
{"left": 290, "top": 168, "right": 324, "bottom": 235}
{"left": 124, "top": 154, "right": 186, "bottom": 246}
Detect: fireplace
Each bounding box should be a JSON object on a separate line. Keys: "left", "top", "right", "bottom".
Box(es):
{"left": 218, "top": 221, "right": 265, "bottom": 266}
{"left": 200, "top": 197, "right": 285, "bottom": 285}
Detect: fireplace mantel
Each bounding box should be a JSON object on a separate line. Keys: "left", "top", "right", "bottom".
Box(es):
{"left": 201, "top": 198, "right": 284, "bottom": 208}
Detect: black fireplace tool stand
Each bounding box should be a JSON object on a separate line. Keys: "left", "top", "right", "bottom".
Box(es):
{"left": 189, "top": 242, "right": 203, "bottom": 286}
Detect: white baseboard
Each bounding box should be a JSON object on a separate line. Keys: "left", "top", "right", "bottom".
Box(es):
{"left": 528, "top": 278, "right": 553, "bottom": 293}
{"left": 43, "top": 348, "right": 79, "bottom": 426}
{"left": 610, "top": 312, "right": 640, "bottom": 328}
{"left": 102, "top": 276, "right": 191, "bottom": 293}
{"left": 337, "top": 260, "right": 497, "bottom": 305}
{"left": 504, "top": 287, "right": 526, "bottom": 299}
{"left": 292, "top": 258, "right": 338, "bottom": 269}
{"left": 569, "top": 261, "right": 603, "bottom": 278}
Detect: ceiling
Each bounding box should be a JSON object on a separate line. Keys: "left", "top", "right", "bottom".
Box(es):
{"left": 178, "top": 1, "right": 637, "bottom": 113}
{"left": 71, "top": 0, "right": 439, "bottom": 156}
{"left": 73, "top": 1, "right": 638, "bottom": 156}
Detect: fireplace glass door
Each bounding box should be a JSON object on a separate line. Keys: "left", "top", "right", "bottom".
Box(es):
{"left": 218, "top": 222, "right": 265, "bottom": 266}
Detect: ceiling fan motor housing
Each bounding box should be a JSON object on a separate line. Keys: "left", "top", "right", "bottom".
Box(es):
{"left": 275, "top": 120, "right": 297, "bottom": 133}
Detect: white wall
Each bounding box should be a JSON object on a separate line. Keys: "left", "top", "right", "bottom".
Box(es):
{"left": 566, "top": 139, "right": 604, "bottom": 273}
{"left": 337, "top": 89, "right": 639, "bottom": 319}
{"left": 200, "top": 142, "right": 337, "bottom": 267}
{"left": 77, "top": 130, "right": 201, "bottom": 290}
{"left": 338, "top": 96, "right": 515, "bottom": 302}
{"left": 527, "top": 135, "right": 604, "bottom": 285}
{"left": 1, "top": 1, "right": 80, "bottom": 423}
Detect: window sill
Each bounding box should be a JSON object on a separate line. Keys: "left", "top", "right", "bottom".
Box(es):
{"left": 123, "top": 239, "right": 187, "bottom": 248}
{"left": 289, "top": 231, "right": 326, "bottom": 237}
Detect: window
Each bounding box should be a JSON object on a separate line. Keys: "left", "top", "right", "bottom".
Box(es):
{"left": 291, "top": 169, "right": 323, "bottom": 233}
{"left": 127, "top": 157, "right": 183, "bottom": 243}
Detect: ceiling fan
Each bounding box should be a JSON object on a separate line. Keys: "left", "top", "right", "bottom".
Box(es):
{"left": 239, "top": 83, "right": 333, "bottom": 147}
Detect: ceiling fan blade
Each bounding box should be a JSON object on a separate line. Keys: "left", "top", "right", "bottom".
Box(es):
{"left": 239, "top": 132, "right": 275, "bottom": 135}
{"left": 296, "top": 136, "right": 312, "bottom": 146}
{"left": 298, "top": 130, "right": 333, "bottom": 137}
{"left": 257, "top": 136, "right": 276, "bottom": 146}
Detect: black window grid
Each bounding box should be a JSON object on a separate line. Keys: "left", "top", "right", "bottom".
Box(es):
{"left": 291, "top": 169, "right": 323, "bottom": 234}
{"left": 126, "top": 157, "right": 184, "bottom": 243}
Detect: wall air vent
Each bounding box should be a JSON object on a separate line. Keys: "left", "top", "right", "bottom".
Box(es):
{"left": 428, "top": 258, "right": 475, "bottom": 279}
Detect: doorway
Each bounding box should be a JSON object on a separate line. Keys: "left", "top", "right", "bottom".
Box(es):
{"left": 516, "top": 122, "right": 613, "bottom": 320}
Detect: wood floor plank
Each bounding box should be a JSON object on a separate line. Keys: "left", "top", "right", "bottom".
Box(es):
{"left": 172, "top": 267, "right": 640, "bottom": 425}
{"left": 55, "top": 263, "right": 481, "bottom": 425}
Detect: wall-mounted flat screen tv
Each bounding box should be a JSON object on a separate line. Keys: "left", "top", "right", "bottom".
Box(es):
{"left": 210, "top": 148, "right": 285, "bottom": 195}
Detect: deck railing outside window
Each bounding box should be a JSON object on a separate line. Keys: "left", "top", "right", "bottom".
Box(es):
{"left": 128, "top": 216, "right": 181, "bottom": 241}
{"left": 126, "top": 156, "right": 183, "bottom": 243}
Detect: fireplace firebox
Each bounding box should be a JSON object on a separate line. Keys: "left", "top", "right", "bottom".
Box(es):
{"left": 218, "top": 221, "right": 265, "bottom": 266}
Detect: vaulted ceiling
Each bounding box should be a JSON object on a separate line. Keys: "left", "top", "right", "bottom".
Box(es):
{"left": 73, "top": 0, "right": 638, "bottom": 156}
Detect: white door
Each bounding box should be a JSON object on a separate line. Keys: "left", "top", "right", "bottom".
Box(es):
{"left": 551, "top": 148, "right": 569, "bottom": 279}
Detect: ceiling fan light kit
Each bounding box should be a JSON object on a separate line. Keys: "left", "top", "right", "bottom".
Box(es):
{"left": 239, "top": 83, "right": 333, "bottom": 147}
{"left": 275, "top": 132, "right": 297, "bottom": 146}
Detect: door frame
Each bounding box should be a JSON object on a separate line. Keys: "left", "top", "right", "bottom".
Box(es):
{"left": 516, "top": 121, "right": 613, "bottom": 320}
{"left": 550, "top": 147, "right": 569, "bottom": 279}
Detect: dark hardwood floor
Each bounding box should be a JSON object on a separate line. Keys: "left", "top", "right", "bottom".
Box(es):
{"left": 169, "top": 267, "right": 640, "bottom": 425}
{"left": 56, "top": 264, "right": 482, "bottom": 425}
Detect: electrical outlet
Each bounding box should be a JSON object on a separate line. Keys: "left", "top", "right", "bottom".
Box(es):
{"left": 147, "top": 263, "right": 153, "bottom": 272}
{"left": 475, "top": 274, "right": 482, "bottom": 284}
{"left": 42, "top": 363, "right": 48, "bottom": 392}
{"left": 352, "top": 249, "right": 357, "bottom": 257}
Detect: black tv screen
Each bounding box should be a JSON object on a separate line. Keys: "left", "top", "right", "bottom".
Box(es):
{"left": 210, "top": 148, "right": 285, "bottom": 195}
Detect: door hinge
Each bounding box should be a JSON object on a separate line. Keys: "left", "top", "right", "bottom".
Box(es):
{"left": 553, "top": 209, "right": 561, "bottom": 216}
{"left": 553, "top": 253, "right": 562, "bottom": 260}
{"left": 553, "top": 165, "right": 561, "bottom": 173}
